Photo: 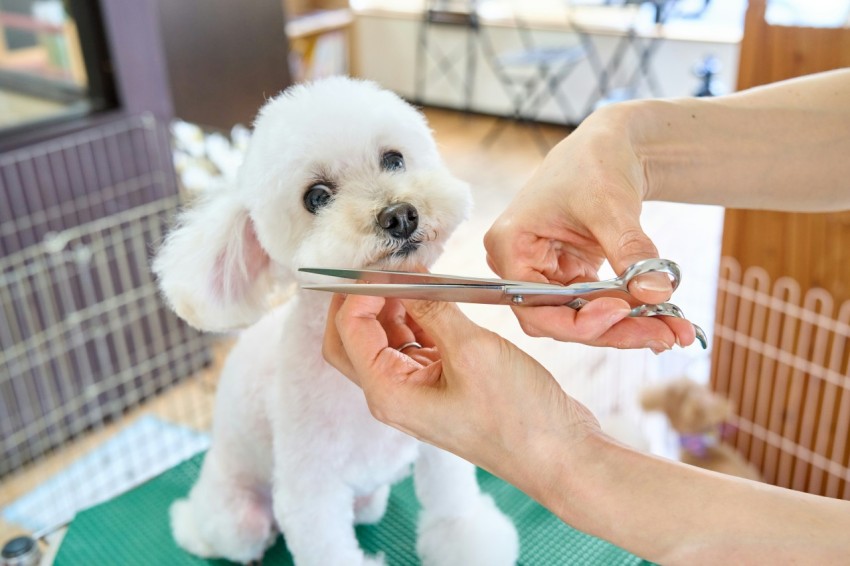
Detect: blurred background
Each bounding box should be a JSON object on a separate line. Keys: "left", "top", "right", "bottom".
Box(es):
{"left": 1, "top": 0, "right": 849, "bottom": 563}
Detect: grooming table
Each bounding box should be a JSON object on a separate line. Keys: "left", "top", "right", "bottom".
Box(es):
{"left": 53, "top": 453, "right": 650, "bottom": 565}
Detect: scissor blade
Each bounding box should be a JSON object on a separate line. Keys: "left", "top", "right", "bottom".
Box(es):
{"left": 302, "top": 283, "right": 514, "bottom": 304}
{"left": 301, "top": 283, "right": 610, "bottom": 307}
{"left": 299, "top": 267, "right": 553, "bottom": 287}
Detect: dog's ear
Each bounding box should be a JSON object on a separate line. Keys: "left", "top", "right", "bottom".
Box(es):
{"left": 705, "top": 392, "right": 734, "bottom": 423}
{"left": 153, "top": 191, "right": 273, "bottom": 331}
{"left": 639, "top": 383, "right": 669, "bottom": 413}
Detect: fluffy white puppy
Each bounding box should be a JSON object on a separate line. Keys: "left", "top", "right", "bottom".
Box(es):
{"left": 153, "top": 77, "right": 519, "bottom": 565}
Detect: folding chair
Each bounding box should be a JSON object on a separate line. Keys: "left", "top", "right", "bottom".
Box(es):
{"left": 579, "top": 0, "right": 682, "bottom": 114}
{"left": 414, "top": 0, "right": 480, "bottom": 112}
{"left": 478, "top": 2, "right": 590, "bottom": 151}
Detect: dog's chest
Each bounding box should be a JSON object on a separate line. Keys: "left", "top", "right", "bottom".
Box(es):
{"left": 260, "top": 298, "right": 421, "bottom": 488}
{"left": 340, "top": 418, "right": 420, "bottom": 493}
{"left": 287, "top": 362, "right": 420, "bottom": 485}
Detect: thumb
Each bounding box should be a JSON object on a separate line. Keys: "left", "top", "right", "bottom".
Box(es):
{"left": 595, "top": 218, "right": 672, "bottom": 304}
{"left": 402, "top": 299, "right": 479, "bottom": 353}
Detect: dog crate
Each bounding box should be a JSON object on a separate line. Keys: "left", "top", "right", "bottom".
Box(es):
{"left": 0, "top": 116, "right": 217, "bottom": 556}
{"left": 712, "top": 256, "right": 850, "bottom": 499}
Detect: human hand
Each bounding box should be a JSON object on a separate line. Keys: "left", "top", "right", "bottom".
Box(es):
{"left": 323, "top": 293, "right": 601, "bottom": 477}
{"left": 484, "top": 107, "right": 697, "bottom": 350}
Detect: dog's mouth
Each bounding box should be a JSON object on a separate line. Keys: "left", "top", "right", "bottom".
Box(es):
{"left": 392, "top": 240, "right": 421, "bottom": 258}
{"left": 376, "top": 240, "right": 422, "bottom": 268}
{"left": 372, "top": 230, "right": 436, "bottom": 269}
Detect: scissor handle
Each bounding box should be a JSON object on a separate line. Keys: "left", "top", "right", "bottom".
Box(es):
{"left": 506, "top": 258, "right": 681, "bottom": 305}
{"left": 619, "top": 258, "right": 681, "bottom": 293}
{"left": 629, "top": 302, "right": 708, "bottom": 349}
{"left": 629, "top": 302, "right": 684, "bottom": 318}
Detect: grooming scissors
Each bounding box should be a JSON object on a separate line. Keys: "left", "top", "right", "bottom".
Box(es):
{"left": 300, "top": 258, "right": 707, "bottom": 348}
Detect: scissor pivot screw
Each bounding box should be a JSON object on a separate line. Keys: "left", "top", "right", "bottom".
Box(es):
{"left": 512, "top": 295, "right": 524, "bottom": 305}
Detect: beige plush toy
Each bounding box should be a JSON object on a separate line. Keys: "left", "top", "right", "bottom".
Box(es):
{"left": 640, "top": 378, "right": 763, "bottom": 482}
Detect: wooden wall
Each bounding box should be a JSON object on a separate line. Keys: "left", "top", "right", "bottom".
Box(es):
{"left": 722, "top": 0, "right": 850, "bottom": 302}
{"left": 711, "top": 0, "right": 850, "bottom": 496}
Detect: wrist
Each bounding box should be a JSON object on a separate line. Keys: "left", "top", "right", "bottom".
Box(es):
{"left": 496, "top": 401, "right": 606, "bottom": 522}
{"left": 577, "top": 101, "right": 659, "bottom": 202}
{"left": 511, "top": 426, "right": 673, "bottom": 555}
{"left": 529, "top": 429, "right": 613, "bottom": 523}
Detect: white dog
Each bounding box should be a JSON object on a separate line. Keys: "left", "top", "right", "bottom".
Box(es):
{"left": 153, "top": 77, "right": 519, "bottom": 565}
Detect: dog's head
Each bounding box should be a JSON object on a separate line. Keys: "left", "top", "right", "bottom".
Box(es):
{"left": 153, "top": 77, "right": 472, "bottom": 331}
{"left": 640, "top": 378, "right": 733, "bottom": 435}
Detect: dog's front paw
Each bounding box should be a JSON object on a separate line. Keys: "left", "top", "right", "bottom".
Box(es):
{"left": 354, "top": 485, "right": 391, "bottom": 525}
{"left": 171, "top": 499, "right": 216, "bottom": 558}
{"left": 170, "top": 496, "right": 275, "bottom": 564}
{"left": 417, "top": 494, "right": 519, "bottom": 566}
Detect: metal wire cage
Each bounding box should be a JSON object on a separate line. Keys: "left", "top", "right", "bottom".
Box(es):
{"left": 0, "top": 116, "right": 216, "bottom": 550}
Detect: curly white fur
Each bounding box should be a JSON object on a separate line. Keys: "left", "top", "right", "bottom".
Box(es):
{"left": 153, "top": 77, "right": 519, "bottom": 565}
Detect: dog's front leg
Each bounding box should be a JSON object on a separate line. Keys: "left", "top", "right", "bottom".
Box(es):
{"left": 273, "top": 466, "right": 383, "bottom": 566}
{"left": 413, "top": 444, "right": 520, "bottom": 566}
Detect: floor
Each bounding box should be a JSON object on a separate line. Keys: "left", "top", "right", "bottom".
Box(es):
{"left": 0, "top": 108, "right": 725, "bottom": 558}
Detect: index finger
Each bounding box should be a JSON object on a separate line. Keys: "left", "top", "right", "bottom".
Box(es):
{"left": 334, "top": 294, "right": 424, "bottom": 383}
{"left": 512, "top": 298, "right": 694, "bottom": 349}
{"left": 323, "top": 293, "right": 363, "bottom": 385}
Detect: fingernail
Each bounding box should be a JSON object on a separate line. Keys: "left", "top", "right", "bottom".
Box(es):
{"left": 646, "top": 340, "right": 671, "bottom": 355}
{"left": 633, "top": 277, "right": 671, "bottom": 294}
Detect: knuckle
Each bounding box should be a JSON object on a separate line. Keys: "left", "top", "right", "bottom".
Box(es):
{"left": 482, "top": 225, "right": 498, "bottom": 252}
{"left": 321, "top": 336, "right": 342, "bottom": 367}
{"left": 484, "top": 216, "right": 509, "bottom": 243}
{"left": 616, "top": 228, "right": 657, "bottom": 260}
{"left": 485, "top": 253, "right": 499, "bottom": 275}
{"left": 483, "top": 219, "right": 514, "bottom": 267}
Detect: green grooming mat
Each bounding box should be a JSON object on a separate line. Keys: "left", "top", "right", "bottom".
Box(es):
{"left": 54, "top": 453, "right": 650, "bottom": 565}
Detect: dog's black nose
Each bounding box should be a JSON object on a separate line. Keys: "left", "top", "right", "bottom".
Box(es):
{"left": 378, "top": 203, "right": 419, "bottom": 239}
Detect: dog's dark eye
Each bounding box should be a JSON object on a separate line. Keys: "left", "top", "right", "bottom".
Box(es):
{"left": 381, "top": 151, "right": 405, "bottom": 172}
{"left": 303, "top": 184, "right": 333, "bottom": 214}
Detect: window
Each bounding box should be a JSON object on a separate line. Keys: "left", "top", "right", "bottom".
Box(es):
{"left": 0, "top": 0, "right": 116, "bottom": 137}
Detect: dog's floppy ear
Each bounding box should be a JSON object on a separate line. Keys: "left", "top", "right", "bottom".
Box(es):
{"left": 153, "top": 190, "right": 273, "bottom": 331}
{"left": 704, "top": 391, "right": 734, "bottom": 423}
{"left": 639, "top": 383, "right": 669, "bottom": 413}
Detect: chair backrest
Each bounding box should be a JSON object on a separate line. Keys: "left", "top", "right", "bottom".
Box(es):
{"left": 424, "top": 0, "right": 480, "bottom": 27}
{"left": 477, "top": 0, "right": 580, "bottom": 57}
